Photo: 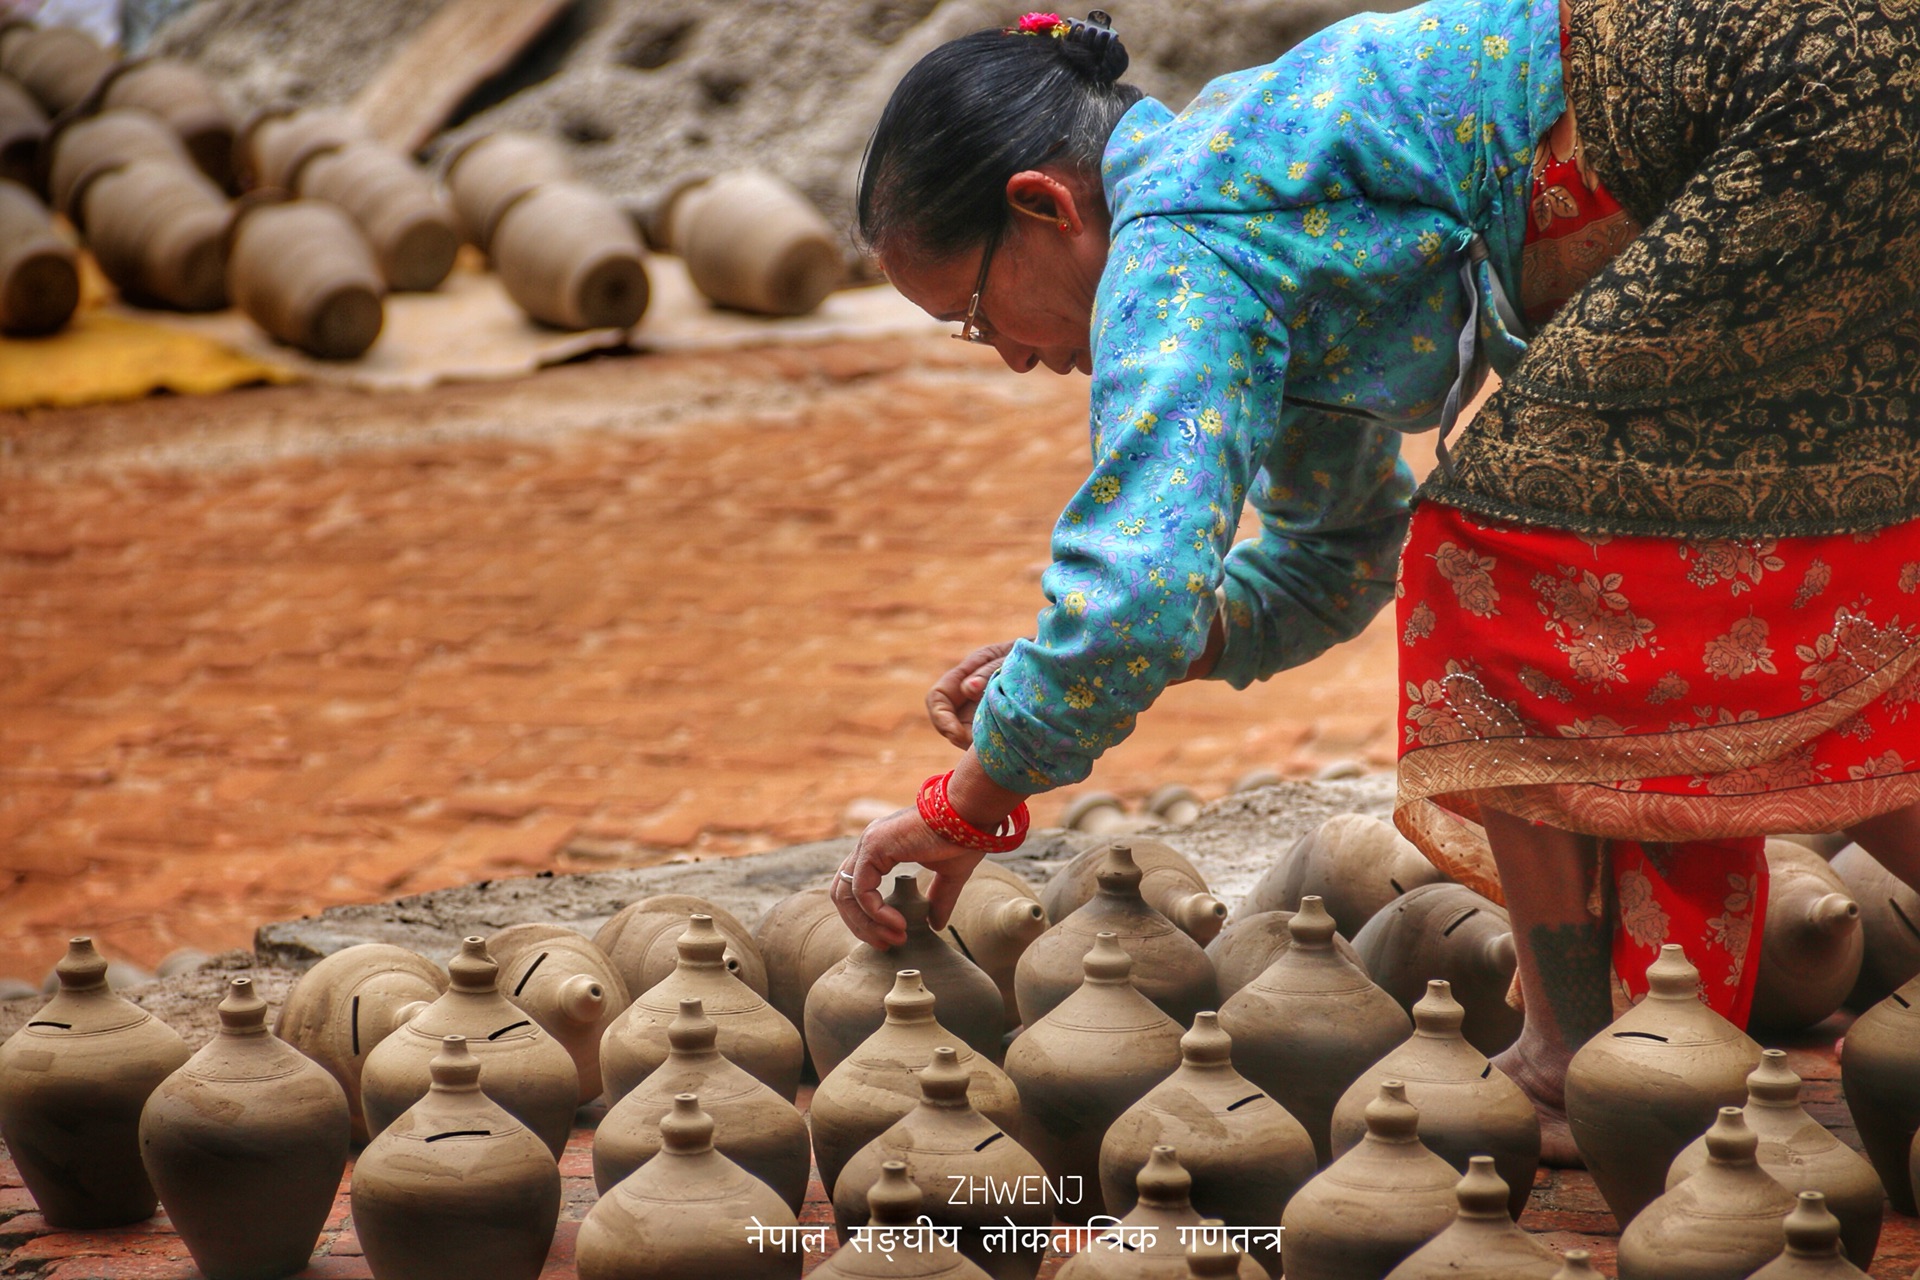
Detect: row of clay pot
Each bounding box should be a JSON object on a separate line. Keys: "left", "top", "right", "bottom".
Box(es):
{"left": 648, "top": 168, "right": 845, "bottom": 317}
{"left": 0, "top": 22, "right": 114, "bottom": 118}
{"left": 1058, "top": 784, "right": 1208, "bottom": 837}
{"left": 0, "top": 73, "right": 47, "bottom": 189}
{"left": 0, "top": 178, "right": 77, "bottom": 334}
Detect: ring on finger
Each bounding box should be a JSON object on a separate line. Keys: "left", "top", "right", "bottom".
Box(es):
{"left": 837, "top": 869, "right": 857, "bottom": 884}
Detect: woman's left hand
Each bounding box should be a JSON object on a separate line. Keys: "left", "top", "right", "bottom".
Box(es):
{"left": 831, "top": 807, "right": 984, "bottom": 948}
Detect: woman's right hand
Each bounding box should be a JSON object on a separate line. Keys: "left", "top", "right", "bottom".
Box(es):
{"left": 926, "top": 640, "right": 1018, "bottom": 748}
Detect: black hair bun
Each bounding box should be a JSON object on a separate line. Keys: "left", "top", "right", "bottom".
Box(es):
{"left": 1058, "top": 10, "right": 1129, "bottom": 85}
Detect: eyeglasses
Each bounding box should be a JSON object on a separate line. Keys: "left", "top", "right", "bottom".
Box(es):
{"left": 952, "top": 227, "right": 1001, "bottom": 345}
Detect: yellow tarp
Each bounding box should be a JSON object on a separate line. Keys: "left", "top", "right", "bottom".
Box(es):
{"left": 0, "top": 311, "right": 292, "bottom": 411}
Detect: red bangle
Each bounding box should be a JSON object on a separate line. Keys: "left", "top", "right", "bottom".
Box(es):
{"left": 916, "top": 770, "right": 1031, "bottom": 853}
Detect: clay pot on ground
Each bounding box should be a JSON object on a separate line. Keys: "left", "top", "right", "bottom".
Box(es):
{"left": 1617, "top": 1108, "right": 1794, "bottom": 1280}
{"left": 138, "top": 978, "right": 350, "bottom": 1280}
{"left": 1239, "top": 813, "right": 1444, "bottom": 938}
{"left": 1217, "top": 895, "right": 1411, "bottom": 1165}
{"left": 81, "top": 159, "right": 229, "bottom": 311}
{"left": 488, "top": 923, "right": 631, "bottom": 1104}
{"left": 1016, "top": 845, "right": 1218, "bottom": 1030}
{"left": 815, "top": 1161, "right": 994, "bottom": 1280}
{"left": 0, "top": 178, "right": 75, "bottom": 334}
{"left": 298, "top": 140, "right": 458, "bottom": 291}
{"left": 916, "top": 860, "right": 1046, "bottom": 1026}
{"left": 242, "top": 108, "right": 365, "bottom": 192}
{"left": 1004, "top": 932, "right": 1185, "bottom": 1225}
{"left": 831, "top": 1046, "right": 1048, "bottom": 1278}
{"left": 0, "top": 937, "right": 190, "bottom": 1229}
{"left": 1061, "top": 791, "right": 1138, "bottom": 835}
{"left": 1551, "top": 1254, "right": 1602, "bottom": 1280}
{"left": 1668, "top": 1049, "right": 1881, "bottom": 1268}
{"left": 1204, "top": 909, "right": 1362, "bottom": 1000}
{"left": 1277, "top": 1082, "right": 1460, "bottom": 1280}
{"left": 443, "top": 130, "right": 573, "bottom": 253}
{"left": 752, "top": 886, "right": 854, "bottom": 1069}
{"left": 600, "top": 912, "right": 803, "bottom": 1103}
{"left": 808, "top": 969, "right": 1023, "bottom": 1206}
{"left": 228, "top": 198, "right": 386, "bottom": 359}
{"left": 1565, "top": 942, "right": 1763, "bottom": 1226}
{"left": 1147, "top": 784, "right": 1204, "bottom": 827}
{"left": 578, "top": 1092, "right": 801, "bottom": 1280}
{"left": 98, "top": 58, "right": 234, "bottom": 188}
{"left": 1838, "top": 971, "right": 1920, "bottom": 1214}
{"left": 1330, "top": 979, "right": 1539, "bottom": 1220}
{"left": 594, "top": 997, "right": 809, "bottom": 1210}
{"left": 1041, "top": 838, "right": 1228, "bottom": 945}
{"left": 0, "top": 74, "right": 47, "bottom": 189}
{"left": 1058, "top": 1147, "right": 1268, "bottom": 1280}
{"left": 1830, "top": 843, "right": 1920, "bottom": 1007}
{"left": 273, "top": 941, "right": 448, "bottom": 1143}
{"left": 492, "top": 180, "right": 650, "bottom": 330}
{"left": 806, "top": 876, "right": 1005, "bottom": 1078}
{"left": 1349, "top": 882, "right": 1521, "bottom": 1056}
{"left": 48, "top": 108, "right": 190, "bottom": 218}
{"left": 351, "top": 1036, "right": 560, "bottom": 1280}
{"left": 1750, "top": 1193, "right": 1871, "bottom": 1280}
{"left": 1382, "top": 1157, "right": 1559, "bottom": 1280}
{"left": 663, "top": 169, "right": 844, "bottom": 317}
{"left": 2, "top": 25, "right": 111, "bottom": 114}
{"left": 359, "top": 935, "right": 579, "bottom": 1157}
{"left": 1099, "top": 1012, "right": 1314, "bottom": 1275}
{"left": 596, "top": 893, "right": 769, "bottom": 1000}
{"left": 1750, "top": 840, "right": 1863, "bottom": 1034}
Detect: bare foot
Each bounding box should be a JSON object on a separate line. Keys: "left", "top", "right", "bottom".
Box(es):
{"left": 1491, "top": 1041, "right": 1585, "bottom": 1169}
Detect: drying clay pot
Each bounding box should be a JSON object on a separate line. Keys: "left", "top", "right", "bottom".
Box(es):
{"left": 1330, "top": 980, "right": 1539, "bottom": 1221}
{"left": 82, "top": 159, "right": 229, "bottom": 310}
{"left": 600, "top": 913, "right": 803, "bottom": 1103}
{"left": 806, "top": 876, "right": 1005, "bottom": 1078}
{"left": 1004, "top": 933, "right": 1184, "bottom": 1225}
{"left": 488, "top": 923, "right": 630, "bottom": 1103}
{"left": 1565, "top": 943, "right": 1763, "bottom": 1225}
{"left": 1382, "top": 1157, "right": 1558, "bottom": 1280}
{"left": 666, "top": 169, "right": 844, "bottom": 317}
{"left": 98, "top": 58, "right": 234, "bottom": 187}
{"left": 594, "top": 997, "right": 808, "bottom": 1210}
{"left": 808, "top": 969, "right": 1023, "bottom": 1206}
{"left": 752, "top": 886, "right": 855, "bottom": 1070}
{"left": 1750, "top": 840, "right": 1863, "bottom": 1034}
{"left": 1182, "top": 1221, "right": 1256, "bottom": 1280}
{"left": 492, "top": 180, "right": 650, "bottom": 330}
{"left": 917, "top": 860, "right": 1047, "bottom": 1026}
{"left": 443, "top": 130, "right": 573, "bottom": 252}
{"left": 0, "top": 75, "right": 48, "bottom": 189}
{"left": 0, "top": 937, "right": 190, "bottom": 1228}
{"left": 242, "top": 108, "right": 365, "bottom": 191}
{"left": 1205, "top": 909, "right": 1362, "bottom": 1000}
{"left": 2, "top": 25, "right": 111, "bottom": 114}
{"left": 1061, "top": 791, "right": 1139, "bottom": 835}
{"left": 228, "top": 198, "right": 385, "bottom": 359}
{"left": 1350, "top": 882, "right": 1521, "bottom": 1056}
{"left": 1016, "top": 845, "right": 1219, "bottom": 1031}
{"left": 1058, "top": 1147, "right": 1268, "bottom": 1280}
{"left": 1617, "top": 1108, "right": 1793, "bottom": 1280}
{"left": 1041, "top": 838, "right": 1228, "bottom": 945}
{"left": 831, "top": 1046, "right": 1048, "bottom": 1278}
{"left": 1147, "top": 784, "right": 1204, "bottom": 827}
{"left": 1750, "top": 1193, "right": 1871, "bottom": 1280}
{"left": 0, "top": 178, "right": 76, "bottom": 334}
{"left": 359, "top": 936, "right": 579, "bottom": 1157}
{"left": 1838, "top": 971, "right": 1920, "bottom": 1214}
{"left": 273, "top": 941, "right": 447, "bottom": 1143}
{"left": 1099, "top": 1011, "right": 1313, "bottom": 1275}
{"left": 595, "top": 893, "right": 768, "bottom": 1000}
{"left": 1217, "top": 896, "right": 1410, "bottom": 1165}
{"left": 139, "top": 978, "right": 350, "bottom": 1280}
{"left": 48, "top": 107, "right": 189, "bottom": 219}
{"left": 578, "top": 1093, "right": 801, "bottom": 1280}
{"left": 1831, "top": 843, "right": 1920, "bottom": 1007}
{"left": 298, "top": 140, "right": 458, "bottom": 291}
{"left": 816, "top": 1161, "right": 994, "bottom": 1280}
{"left": 1278, "top": 1082, "right": 1459, "bottom": 1280}
{"left": 1551, "top": 1255, "right": 1602, "bottom": 1280}
{"left": 1669, "top": 1050, "right": 1882, "bottom": 1269}
{"left": 1239, "top": 813, "right": 1444, "bottom": 938}
{"left": 352, "top": 1036, "right": 560, "bottom": 1280}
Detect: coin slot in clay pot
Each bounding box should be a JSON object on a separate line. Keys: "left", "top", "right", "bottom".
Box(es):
{"left": 1894, "top": 993, "right": 1911, "bottom": 1008}
{"left": 1480, "top": 1064, "right": 1492, "bottom": 1079}
{"left": 489, "top": 1020, "right": 533, "bottom": 1039}
{"left": 25, "top": 1020, "right": 70, "bottom": 1030}
{"left": 426, "top": 1128, "right": 492, "bottom": 1141}
{"left": 1614, "top": 1032, "right": 1671, "bottom": 1042}
{"left": 514, "top": 953, "right": 548, "bottom": 996}
{"left": 1892, "top": 899, "right": 1919, "bottom": 939}
{"left": 948, "top": 929, "right": 978, "bottom": 964}
{"left": 1389, "top": 878, "right": 1406, "bottom": 894}
{"left": 974, "top": 1133, "right": 1004, "bottom": 1152}
{"left": 1442, "top": 910, "right": 1478, "bottom": 937}
{"left": 1226, "top": 1094, "right": 1263, "bottom": 1111}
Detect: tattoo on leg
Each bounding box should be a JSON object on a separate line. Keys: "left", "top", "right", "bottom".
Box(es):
{"left": 1528, "top": 920, "right": 1613, "bottom": 1047}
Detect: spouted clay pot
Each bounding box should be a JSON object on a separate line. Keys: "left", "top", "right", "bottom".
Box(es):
{"left": 1750, "top": 840, "right": 1862, "bottom": 1034}
{"left": 488, "top": 922, "right": 630, "bottom": 1103}
{"left": 272, "top": 941, "right": 447, "bottom": 1143}
{"left": 600, "top": 913, "right": 803, "bottom": 1103}
{"left": 228, "top": 198, "right": 385, "bottom": 359}
{"left": 1329, "top": 980, "right": 1538, "bottom": 1219}
{"left": 1278, "top": 1082, "right": 1458, "bottom": 1280}
{"left": 1058, "top": 1147, "right": 1268, "bottom": 1280}
{"left": 1204, "top": 909, "right": 1361, "bottom": 1000}
{"left": 917, "top": 860, "right": 1046, "bottom": 1025}
{"left": 577, "top": 1092, "right": 801, "bottom": 1280}
{"left": 1016, "top": 845, "right": 1218, "bottom": 1030}
{"left": 0, "top": 75, "right": 48, "bottom": 189}
{"left": 48, "top": 107, "right": 190, "bottom": 218}
{"left": 1838, "top": 971, "right": 1920, "bottom": 1214}
{"left": 1617, "top": 1108, "right": 1793, "bottom": 1280}
{"left": 242, "top": 108, "right": 365, "bottom": 191}
{"left": 594, "top": 997, "right": 808, "bottom": 1210}
{"left": 808, "top": 970, "right": 1022, "bottom": 1207}
{"left": 2, "top": 25, "right": 112, "bottom": 114}
{"left": 596, "top": 893, "right": 768, "bottom": 999}
{"left": 0, "top": 178, "right": 76, "bottom": 334}
{"left": 351, "top": 1036, "right": 560, "bottom": 1280}
{"left": 1349, "top": 882, "right": 1521, "bottom": 1055}
{"left": 663, "top": 169, "right": 844, "bottom": 316}
{"left": 1239, "top": 813, "right": 1443, "bottom": 938}
{"left": 1004, "top": 933, "right": 1184, "bottom": 1225}
{"left": 359, "top": 935, "right": 579, "bottom": 1157}
{"left": 806, "top": 876, "right": 1004, "bottom": 1078}
{"left": 1565, "top": 943, "right": 1762, "bottom": 1225}
{"left": 1382, "top": 1157, "right": 1558, "bottom": 1280}
{"left": 816, "top": 1161, "right": 994, "bottom": 1280}
{"left": 1041, "top": 838, "right": 1228, "bottom": 945}
{"left": 139, "top": 978, "right": 349, "bottom": 1280}
{"left": 492, "top": 180, "right": 650, "bottom": 330}
{"left": 1750, "top": 1193, "right": 1871, "bottom": 1280}
{"left": 298, "top": 141, "right": 458, "bottom": 291}
{"left": 443, "top": 129, "right": 573, "bottom": 252}
{"left": 1217, "top": 895, "right": 1410, "bottom": 1165}
{"left": 82, "top": 159, "right": 229, "bottom": 310}
{"left": 1831, "top": 843, "right": 1920, "bottom": 1007}
{"left": 0, "top": 937, "right": 190, "bottom": 1228}
{"left": 98, "top": 58, "right": 234, "bottom": 187}
{"left": 1668, "top": 1050, "right": 1881, "bottom": 1268}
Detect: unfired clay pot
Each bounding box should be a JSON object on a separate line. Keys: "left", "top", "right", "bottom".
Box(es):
{"left": 0, "top": 75, "right": 48, "bottom": 189}
{"left": 1057, "top": 1147, "right": 1268, "bottom": 1280}
{"left": 82, "top": 159, "right": 230, "bottom": 311}
{"left": 359, "top": 935, "right": 579, "bottom": 1157}
{"left": 272, "top": 941, "right": 447, "bottom": 1143}
{"left": 228, "top": 198, "right": 385, "bottom": 359}
{"left": 298, "top": 141, "right": 458, "bottom": 291}
{"left": 808, "top": 969, "right": 1023, "bottom": 1206}
{"left": 0, "top": 178, "right": 76, "bottom": 334}
{"left": 492, "top": 180, "right": 651, "bottom": 330}
{"left": 1238, "top": 813, "right": 1443, "bottom": 938}
{"left": 1016, "top": 845, "right": 1219, "bottom": 1031}
{"left": 596, "top": 893, "right": 768, "bottom": 1000}
{"left": 1042, "top": 838, "right": 1228, "bottom": 945}
{"left": 1147, "top": 784, "right": 1205, "bottom": 827}
{"left": 1381, "top": 1157, "right": 1558, "bottom": 1280}
{"left": 1349, "top": 882, "right": 1521, "bottom": 1056}
{"left": 752, "top": 886, "right": 854, "bottom": 1070}
{"left": 1183, "top": 1221, "right": 1256, "bottom": 1280}
{"left": 831, "top": 1046, "right": 1048, "bottom": 1278}
{"left": 1004, "top": 933, "right": 1184, "bottom": 1225}
{"left": 1551, "top": 1254, "right": 1602, "bottom": 1280}
{"left": 488, "top": 923, "right": 630, "bottom": 1104}
{"left": 815, "top": 1161, "right": 994, "bottom": 1280}
{"left": 577, "top": 1092, "right": 801, "bottom": 1280}
{"left": 917, "top": 860, "right": 1046, "bottom": 1026}
{"left": 443, "top": 130, "right": 573, "bottom": 252}
{"left": 1329, "top": 980, "right": 1539, "bottom": 1220}
{"left": 139, "top": 978, "right": 350, "bottom": 1280}
{"left": 1750, "top": 840, "right": 1863, "bottom": 1034}
{"left": 807, "top": 876, "right": 1005, "bottom": 1078}
{"left": 1564, "top": 943, "right": 1762, "bottom": 1225}
{"left": 242, "top": 108, "right": 365, "bottom": 192}
{"left": 351, "top": 1036, "right": 560, "bottom": 1280}
{"left": 1617, "top": 1108, "right": 1793, "bottom": 1280}
{"left": 1204, "top": 909, "right": 1361, "bottom": 1000}
{"left": 665, "top": 169, "right": 844, "bottom": 317}
{"left": 0, "top": 937, "right": 190, "bottom": 1228}
{"left": 1749, "top": 1193, "right": 1871, "bottom": 1280}
{"left": 1838, "top": 971, "right": 1920, "bottom": 1214}
{"left": 599, "top": 913, "right": 803, "bottom": 1103}
{"left": 48, "top": 107, "right": 190, "bottom": 218}
{"left": 1668, "top": 1050, "right": 1881, "bottom": 1269}
{"left": 1831, "top": 843, "right": 1920, "bottom": 1007}
{"left": 2, "top": 25, "right": 111, "bottom": 114}
{"left": 1217, "top": 896, "right": 1410, "bottom": 1165}
{"left": 98, "top": 58, "right": 234, "bottom": 187}
{"left": 594, "top": 997, "right": 808, "bottom": 1210}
